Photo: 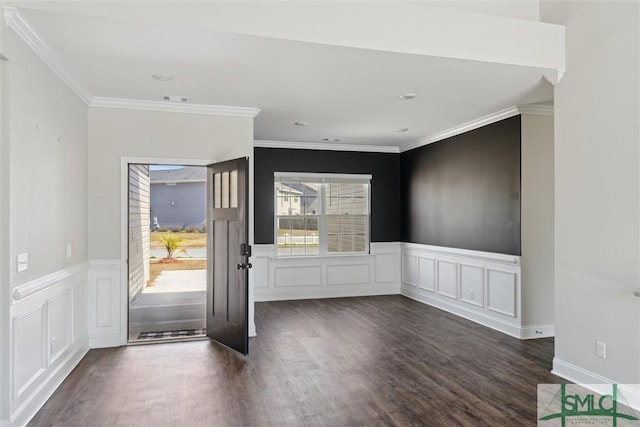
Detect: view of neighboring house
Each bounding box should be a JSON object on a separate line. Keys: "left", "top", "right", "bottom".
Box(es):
{"left": 150, "top": 167, "right": 206, "bottom": 231}
{"left": 275, "top": 182, "right": 319, "bottom": 215}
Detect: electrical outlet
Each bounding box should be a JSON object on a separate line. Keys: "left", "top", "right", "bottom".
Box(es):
{"left": 16, "top": 253, "right": 28, "bottom": 272}
{"left": 66, "top": 244, "right": 72, "bottom": 258}
{"left": 596, "top": 341, "right": 607, "bottom": 359}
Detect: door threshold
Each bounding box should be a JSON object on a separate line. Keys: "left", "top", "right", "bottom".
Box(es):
{"left": 128, "top": 335, "right": 208, "bottom": 345}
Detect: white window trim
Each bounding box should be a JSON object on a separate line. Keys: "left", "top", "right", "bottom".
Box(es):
{"left": 274, "top": 172, "right": 371, "bottom": 257}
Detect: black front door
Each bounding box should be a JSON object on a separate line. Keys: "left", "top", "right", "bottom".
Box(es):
{"left": 206, "top": 157, "right": 250, "bottom": 354}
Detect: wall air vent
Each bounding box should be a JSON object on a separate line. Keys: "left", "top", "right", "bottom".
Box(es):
{"left": 163, "top": 95, "right": 188, "bottom": 103}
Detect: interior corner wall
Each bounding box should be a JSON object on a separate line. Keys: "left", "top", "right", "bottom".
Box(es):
{"left": 520, "top": 114, "right": 554, "bottom": 328}
{"left": 400, "top": 116, "right": 521, "bottom": 255}
{"left": 541, "top": 0, "right": 639, "bottom": 383}
{"left": 87, "top": 108, "right": 254, "bottom": 260}
{"left": 0, "top": 17, "right": 10, "bottom": 424}
{"left": 2, "top": 20, "right": 89, "bottom": 425}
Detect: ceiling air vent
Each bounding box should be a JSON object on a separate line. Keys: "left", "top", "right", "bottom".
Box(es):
{"left": 163, "top": 95, "right": 188, "bottom": 103}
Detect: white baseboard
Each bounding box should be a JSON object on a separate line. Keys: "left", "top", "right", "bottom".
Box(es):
{"left": 402, "top": 285, "right": 522, "bottom": 338}
{"left": 552, "top": 358, "right": 640, "bottom": 411}
{"left": 520, "top": 324, "right": 555, "bottom": 339}
{"left": 249, "top": 322, "right": 257, "bottom": 337}
{"left": 255, "top": 284, "right": 400, "bottom": 302}
{"left": 552, "top": 358, "right": 617, "bottom": 384}
{"left": 8, "top": 336, "right": 89, "bottom": 427}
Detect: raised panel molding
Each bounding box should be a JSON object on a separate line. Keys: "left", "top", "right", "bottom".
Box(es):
{"left": 7, "top": 262, "right": 90, "bottom": 426}
{"left": 48, "top": 289, "right": 73, "bottom": 365}
{"left": 254, "top": 242, "right": 401, "bottom": 301}
{"left": 459, "top": 264, "right": 484, "bottom": 307}
{"left": 12, "top": 304, "right": 47, "bottom": 399}
{"left": 400, "top": 243, "right": 536, "bottom": 339}
{"left": 374, "top": 253, "right": 397, "bottom": 283}
{"left": 274, "top": 266, "right": 323, "bottom": 288}
{"left": 486, "top": 268, "right": 517, "bottom": 317}
{"left": 417, "top": 257, "right": 436, "bottom": 292}
{"left": 437, "top": 260, "right": 458, "bottom": 299}
{"left": 87, "top": 259, "right": 122, "bottom": 348}
{"left": 401, "top": 254, "right": 417, "bottom": 286}
{"left": 327, "top": 264, "right": 370, "bottom": 286}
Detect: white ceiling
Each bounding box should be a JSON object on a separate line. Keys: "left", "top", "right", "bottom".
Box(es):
{"left": 13, "top": 5, "right": 554, "bottom": 148}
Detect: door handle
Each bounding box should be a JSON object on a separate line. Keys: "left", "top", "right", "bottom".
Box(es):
{"left": 635, "top": 290, "right": 640, "bottom": 297}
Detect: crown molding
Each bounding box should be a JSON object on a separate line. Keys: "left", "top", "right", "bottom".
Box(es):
{"left": 90, "top": 97, "right": 261, "bottom": 118}
{"left": 400, "top": 106, "right": 519, "bottom": 152}
{"left": 400, "top": 103, "right": 554, "bottom": 153}
{"left": 3, "top": 6, "right": 93, "bottom": 105}
{"left": 254, "top": 139, "right": 400, "bottom": 153}
{"left": 517, "top": 104, "right": 554, "bottom": 116}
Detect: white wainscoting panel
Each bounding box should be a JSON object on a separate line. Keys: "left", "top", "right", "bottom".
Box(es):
{"left": 8, "top": 262, "right": 89, "bottom": 427}
{"left": 437, "top": 260, "right": 458, "bottom": 299}
{"left": 486, "top": 268, "right": 517, "bottom": 317}
{"left": 253, "top": 242, "right": 401, "bottom": 301}
{"left": 48, "top": 289, "right": 72, "bottom": 365}
{"left": 374, "top": 253, "right": 397, "bottom": 284}
{"left": 401, "top": 254, "right": 417, "bottom": 286}
{"left": 417, "top": 256, "right": 436, "bottom": 292}
{"left": 274, "top": 266, "right": 323, "bottom": 288}
{"left": 459, "top": 264, "right": 484, "bottom": 307}
{"left": 327, "top": 264, "right": 370, "bottom": 286}
{"left": 12, "top": 303, "right": 47, "bottom": 399}
{"left": 87, "top": 260, "right": 122, "bottom": 348}
{"left": 400, "top": 243, "right": 534, "bottom": 339}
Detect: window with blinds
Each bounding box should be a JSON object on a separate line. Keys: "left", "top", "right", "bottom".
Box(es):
{"left": 274, "top": 173, "right": 371, "bottom": 257}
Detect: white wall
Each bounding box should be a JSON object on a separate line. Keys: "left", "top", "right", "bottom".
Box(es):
{"left": 0, "top": 17, "right": 11, "bottom": 425}
{"left": 88, "top": 108, "right": 252, "bottom": 259}
{"left": 1, "top": 20, "right": 89, "bottom": 425}
{"left": 87, "top": 108, "right": 254, "bottom": 346}
{"left": 429, "top": 0, "right": 540, "bottom": 21}
{"left": 521, "top": 114, "right": 554, "bottom": 328}
{"left": 541, "top": 0, "right": 640, "bottom": 383}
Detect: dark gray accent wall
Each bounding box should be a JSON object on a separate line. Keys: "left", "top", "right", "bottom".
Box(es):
{"left": 401, "top": 116, "right": 521, "bottom": 255}
{"left": 254, "top": 148, "right": 401, "bottom": 244}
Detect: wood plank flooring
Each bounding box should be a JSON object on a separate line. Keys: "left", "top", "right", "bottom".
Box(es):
{"left": 29, "top": 295, "right": 563, "bottom": 426}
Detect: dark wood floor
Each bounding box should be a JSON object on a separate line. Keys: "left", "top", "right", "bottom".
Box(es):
{"left": 29, "top": 295, "right": 563, "bottom": 426}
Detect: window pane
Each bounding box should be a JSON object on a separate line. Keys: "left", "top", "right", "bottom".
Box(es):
{"left": 326, "top": 215, "right": 367, "bottom": 253}
{"left": 274, "top": 175, "right": 369, "bottom": 256}
{"left": 275, "top": 215, "right": 320, "bottom": 256}
{"left": 214, "top": 173, "right": 221, "bottom": 208}
{"left": 221, "top": 171, "right": 229, "bottom": 208}
{"left": 230, "top": 169, "right": 238, "bottom": 208}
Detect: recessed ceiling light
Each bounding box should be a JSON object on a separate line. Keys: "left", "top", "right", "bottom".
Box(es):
{"left": 398, "top": 92, "right": 417, "bottom": 100}
{"left": 395, "top": 128, "right": 409, "bottom": 133}
{"left": 163, "top": 95, "right": 188, "bottom": 103}
{"left": 152, "top": 74, "right": 174, "bottom": 82}
{"left": 294, "top": 121, "right": 309, "bottom": 127}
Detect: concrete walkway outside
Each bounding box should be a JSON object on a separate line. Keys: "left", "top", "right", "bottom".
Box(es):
{"left": 143, "top": 269, "right": 206, "bottom": 293}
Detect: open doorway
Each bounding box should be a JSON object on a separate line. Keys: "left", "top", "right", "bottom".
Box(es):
{"left": 127, "top": 164, "right": 207, "bottom": 343}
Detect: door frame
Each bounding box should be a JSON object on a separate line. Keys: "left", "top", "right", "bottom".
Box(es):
{"left": 118, "top": 156, "right": 257, "bottom": 346}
